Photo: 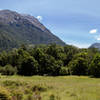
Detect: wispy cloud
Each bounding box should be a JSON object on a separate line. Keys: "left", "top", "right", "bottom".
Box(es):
{"left": 95, "top": 35, "right": 100, "bottom": 41}
{"left": 36, "top": 16, "right": 43, "bottom": 21}
{"left": 97, "top": 37, "right": 100, "bottom": 41}
{"left": 66, "top": 40, "right": 90, "bottom": 48}
{"left": 89, "top": 29, "right": 98, "bottom": 34}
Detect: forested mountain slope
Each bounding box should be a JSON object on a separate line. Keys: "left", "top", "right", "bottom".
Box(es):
{"left": 0, "top": 10, "right": 65, "bottom": 50}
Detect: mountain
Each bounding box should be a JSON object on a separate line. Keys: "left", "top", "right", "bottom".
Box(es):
{"left": 89, "top": 43, "right": 100, "bottom": 50}
{"left": 0, "top": 10, "right": 65, "bottom": 50}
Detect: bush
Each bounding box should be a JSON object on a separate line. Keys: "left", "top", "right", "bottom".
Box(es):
{"left": 3, "top": 80, "right": 26, "bottom": 87}
{"left": 59, "top": 67, "right": 69, "bottom": 75}
{"left": 26, "top": 94, "right": 33, "bottom": 100}
{"left": 0, "top": 86, "right": 11, "bottom": 100}
{"left": 12, "top": 90, "right": 23, "bottom": 100}
{"left": 49, "top": 94, "right": 55, "bottom": 100}
{"left": 24, "top": 88, "right": 32, "bottom": 94}
{"left": 0, "top": 65, "right": 17, "bottom": 75}
{"left": 32, "top": 85, "right": 47, "bottom": 92}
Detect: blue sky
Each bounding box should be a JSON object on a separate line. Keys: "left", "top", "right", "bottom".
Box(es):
{"left": 0, "top": 0, "right": 100, "bottom": 48}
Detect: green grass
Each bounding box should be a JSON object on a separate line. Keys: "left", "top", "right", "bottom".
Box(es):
{"left": 0, "top": 75, "right": 100, "bottom": 100}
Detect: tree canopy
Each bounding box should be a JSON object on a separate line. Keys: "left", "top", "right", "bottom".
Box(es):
{"left": 0, "top": 44, "right": 99, "bottom": 77}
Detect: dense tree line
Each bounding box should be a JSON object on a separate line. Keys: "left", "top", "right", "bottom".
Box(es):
{"left": 0, "top": 44, "right": 100, "bottom": 77}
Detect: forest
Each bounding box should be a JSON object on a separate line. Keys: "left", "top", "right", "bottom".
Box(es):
{"left": 0, "top": 43, "right": 99, "bottom": 78}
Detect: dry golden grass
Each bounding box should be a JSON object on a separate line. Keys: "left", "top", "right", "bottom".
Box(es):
{"left": 0, "top": 75, "right": 100, "bottom": 100}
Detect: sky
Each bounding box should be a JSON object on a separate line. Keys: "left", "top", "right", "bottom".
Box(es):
{"left": 0, "top": 0, "right": 100, "bottom": 48}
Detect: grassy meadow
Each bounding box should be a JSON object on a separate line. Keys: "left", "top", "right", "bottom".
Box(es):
{"left": 0, "top": 75, "right": 100, "bottom": 100}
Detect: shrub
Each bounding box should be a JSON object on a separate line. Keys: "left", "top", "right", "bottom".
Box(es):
{"left": 0, "top": 86, "right": 11, "bottom": 100}
{"left": 0, "top": 65, "right": 17, "bottom": 75}
{"left": 12, "top": 90, "right": 23, "bottom": 100}
{"left": 59, "top": 67, "right": 69, "bottom": 75}
{"left": 49, "top": 94, "right": 55, "bottom": 100}
{"left": 32, "top": 85, "right": 47, "bottom": 92}
{"left": 3, "top": 80, "right": 25, "bottom": 87}
{"left": 24, "top": 88, "right": 32, "bottom": 94}
{"left": 33, "top": 92, "right": 42, "bottom": 100}
{"left": 26, "top": 94, "right": 33, "bottom": 100}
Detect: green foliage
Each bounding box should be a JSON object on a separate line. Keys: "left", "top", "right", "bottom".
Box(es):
{"left": 32, "top": 85, "right": 47, "bottom": 92}
{"left": 3, "top": 80, "right": 25, "bottom": 87}
{"left": 26, "top": 94, "right": 33, "bottom": 100}
{"left": 18, "top": 56, "right": 38, "bottom": 76}
{"left": 49, "top": 94, "right": 55, "bottom": 100}
{"left": 12, "top": 90, "right": 23, "bottom": 100}
{"left": 64, "top": 45, "right": 79, "bottom": 65}
{"left": 0, "top": 51, "right": 8, "bottom": 66}
{"left": 0, "top": 65, "right": 17, "bottom": 75}
{"left": 89, "top": 53, "right": 100, "bottom": 77}
{"left": 0, "top": 86, "right": 11, "bottom": 100}
{"left": 59, "top": 67, "right": 69, "bottom": 75}
{"left": 68, "top": 57, "right": 88, "bottom": 75}
{"left": 0, "top": 44, "right": 99, "bottom": 77}
{"left": 46, "top": 44, "right": 64, "bottom": 60}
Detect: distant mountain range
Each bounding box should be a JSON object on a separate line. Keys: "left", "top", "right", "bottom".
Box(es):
{"left": 0, "top": 10, "right": 65, "bottom": 50}
{"left": 89, "top": 43, "right": 100, "bottom": 50}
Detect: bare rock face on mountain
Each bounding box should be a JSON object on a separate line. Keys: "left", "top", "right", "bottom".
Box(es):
{"left": 0, "top": 10, "right": 65, "bottom": 50}
{"left": 22, "top": 14, "right": 50, "bottom": 33}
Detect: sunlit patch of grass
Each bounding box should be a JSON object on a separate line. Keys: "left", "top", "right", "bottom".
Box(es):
{"left": 0, "top": 75, "right": 100, "bottom": 100}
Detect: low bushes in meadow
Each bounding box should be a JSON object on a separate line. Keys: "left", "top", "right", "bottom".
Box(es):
{"left": 0, "top": 86, "right": 11, "bottom": 100}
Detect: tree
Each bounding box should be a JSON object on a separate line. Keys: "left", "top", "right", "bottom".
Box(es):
{"left": 87, "top": 48, "right": 99, "bottom": 64}
{"left": 35, "top": 53, "right": 63, "bottom": 76}
{"left": 18, "top": 56, "right": 38, "bottom": 76}
{"left": 46, "top": 44, "right": 64, "bottom": 60}
{"left": 0, "top": 51, "right": 8, "bottom": 66}
{"left": 68, "top": 57, "right": 88, "bottom": 75}
{"left": 89, "top": 53, "right": 100, "bottom": 77}
{"left": 37, "top": 54, "right": 56, "bottom": 75}
{"left": 36, "top": 53, "right": 59, "bottom": 75}
{"left": 64, "top": 45, "right": 79, "bottom": 66}
{"left": 33, "top": 48, "right": 44, "bottom": 62}
{"left": 7, "top": 49, "right": 19, "bottom": 66}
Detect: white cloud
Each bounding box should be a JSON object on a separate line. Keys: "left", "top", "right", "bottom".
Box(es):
{"left": 95, "top": 35, "right": 100, "bottom": 41}
{"left": 97, "top": 37, "right": 100, "bottom": 41}
{"left": 89, "top": 29, "right": 98, "bottom": 34}
{"left": 71, "top": 43, "right": 90, "bottom": 48}
{"left": 65, "top": 40, "right": 90, "bottom": 48}
{"left": 36, "top": 16, "right": 43, "bottom": 21}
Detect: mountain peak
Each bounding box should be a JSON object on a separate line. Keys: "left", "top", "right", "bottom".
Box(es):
{"left": 0, "top": 10, "right": 50, "bottom": 33}
{"left": 21, "top": 14, "right": 50, "bottom": 33}
{"left": 90, "top": 43, "right": 100, "bottom": 50}
{"left": 0, "top": 9, "right": 20, "bottom": 16}
{"left": 0, "top": 9, "right": 65, "bottom": 50}
{"left": 0, "top": 9, "right": 22, "bottom": 24}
